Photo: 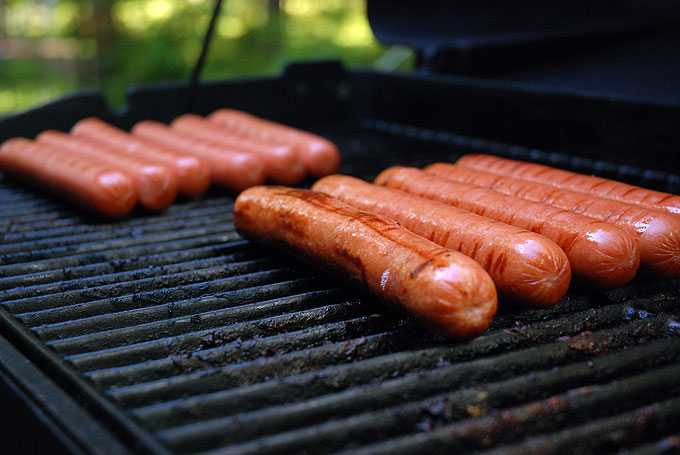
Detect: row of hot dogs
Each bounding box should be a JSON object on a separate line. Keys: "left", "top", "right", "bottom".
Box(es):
{"left": 0, "top": 109, "right": 341, "bottom": 217}
{"left": 234, "top": 154, "right": 680, "bottom": 339}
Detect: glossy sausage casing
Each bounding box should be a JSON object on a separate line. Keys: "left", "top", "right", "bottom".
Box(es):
{"left": 72, "top": 118, "right": 211, "bottom": 198}
{"left": 132, "top": 120, "right": 266, "bottom": 191}
{"left": 312, "top": 174, "right": 570, "bottom": 307}
{"left": 457, "top": 153, "right": 680, "bottom": 217}
{"left": 0, "top": 138, "right": 137, "bottom": 218}
{"left": 426, "top": 162, "right": 680, "bottom": 279}
{"left": 172, "top": 114, "right": 306, "bottom": 185}
{"left": 234, "top": 186, "right": 498, "bottom": 339}
{"left": 375, "top": 166, "right": 640, "bottom": 289}
{"left": 37, "top": 130, "right": 178, "bottom": 211}
{"left": 208, "top": 109, "right": 341, "bottom": 178}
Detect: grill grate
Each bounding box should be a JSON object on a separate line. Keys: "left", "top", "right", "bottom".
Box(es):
{"left": 1, "top": 120, "right": 679, "bottom": 454}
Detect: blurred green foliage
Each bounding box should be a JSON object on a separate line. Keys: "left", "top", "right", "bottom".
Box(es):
{"left": 0, "top": 0, "right": 408, "bottom": 116}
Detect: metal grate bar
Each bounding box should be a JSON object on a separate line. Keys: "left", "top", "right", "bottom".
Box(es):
{"left": 153, "top": 322, "right": 677, "bottom": 452}
{"left": 15, "top": 258, "right": 278, "bottom": 326}
{"left": 2, "top": 248, "right": 260, "bottom": 304}
{"left": 335, "top": 363, "right": 680, "bottom": 455}
{"left": 65, "top": 289, "right": 346, "bottom": 371}
{"left": 45, "top": 277, "right": 320, "bottom": 355}
{"left": 466, "top": 396, "right": 680, "bottom": 455}
{"left": 8, "top": 259, "right": 287, "bottom": 317}
{"left": 185, "top": 338, "right": 680, "bottom": 455}
{"left": 87, "top": 310, "right": 391, "bottom": 389}
{"left": 0, "top": 240, "right": 250, "bottom": 290}
{"left": 0, "top": 209, "right": 234, "bottom": 254}
{"left": 106, "top": 301, "right": 649, "bottom": 411}
{"left": 107, "top": 327, "right": 419, "bottom": 409}
{"left": 0, "top": 224, "right": 237, "bottom": 266}
{"left": 616, "top": 434, "right": 680, "bottom": 455}
{"left": 0, "top": 200, "right": 234, "bottom": 243}
{"left": 0, "top": 232, "right": 240, "bottom": 277}
{"left": 130, "top": 315, "right": 675, "bottom": 432}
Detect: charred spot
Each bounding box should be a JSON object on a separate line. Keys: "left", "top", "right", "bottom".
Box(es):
{"left": 493, "top": 253, "right": 508, "bottom": 276}
{"left": 334, "top": 243, "right": 367, "bottom": 283}
{"left": 411, "top": 258, "right": 434, "bottom": 278}
{"left": 470, "top": 240, "right": 481, "bottom": 259}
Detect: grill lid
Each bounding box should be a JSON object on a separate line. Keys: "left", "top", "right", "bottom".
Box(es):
{"left": 367, "top": 0, "right": 680, "bottom": 103}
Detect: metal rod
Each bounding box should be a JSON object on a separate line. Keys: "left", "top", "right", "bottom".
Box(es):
{"left": 185, "top": 0, "right": 224, "bottom": 112}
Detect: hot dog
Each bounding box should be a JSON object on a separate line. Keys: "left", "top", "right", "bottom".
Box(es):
{"left": 457, "top": 153, "right": 680, "bottom": 217}
{"left": 425, "top": 162, "right": 680, "bottom": 278}
{"left": 375, "top": 166, "right": 640, "bottom": 289}
{"left": 0, "top": 138, "right": 137, "bottom": 218}
{"left": 208, "top": 108, "right": 341, "bottom": 177}
{"left": 36, "top": 130, "right": 178, "bottom": 211}
{"left": 71, "top": 118, "right": 210, "bottom": 198}
{"left": 312, "top": 175, "right": 571, "bottom": 307}
{"left": 132, "top": 120, "right": 266, "bottom": 191}
{"left": 171, "top": 114, "right": 306, "bottom": 185}
{"left": 234, "top": 186, "right": 497, "bottom": 339}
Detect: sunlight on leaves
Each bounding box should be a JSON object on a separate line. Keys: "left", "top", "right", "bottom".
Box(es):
{"left": 0, "top": 0, "right": 393, "bottom": 115}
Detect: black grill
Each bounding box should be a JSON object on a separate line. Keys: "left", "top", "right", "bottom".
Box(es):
{"left": 1, "top": 63, "right": 680, "bottom": 454}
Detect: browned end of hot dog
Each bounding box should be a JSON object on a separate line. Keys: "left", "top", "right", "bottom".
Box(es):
{"left": 73, "top": 118, "right": 211, "bottom": 198}
{"left": 313, "top": 174, "right": 571, "bottom": 307}
{"left": 0, "top": 138, "right": 137, "bottom": 218}
{"left": 209, "top": 109, "right": 341, "bottom": 177}
{"left": 234, "top": 186, "right": 497, "bottom": 339}
{"left": 375, "top": 166, "right": 640, "bottom": 289}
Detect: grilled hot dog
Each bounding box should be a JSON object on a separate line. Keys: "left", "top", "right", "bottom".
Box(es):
{"left": 426, "top": 162, "right": 680, "bottom": 278}
{"left": 0, "top": 138, "right": 137, "bottom": 218}
{"left": 172, "top": 114, "right": 306, "bottom": 185}
{"left": 132, "top": 120, "right": 266, "bottom": 191}
{"left": 72, "top": 118, "right": 211, "bottom": 198}
{"left": 234, "top": 186, "right": 498, "bottom": 339}
{"left": 37, "top": 130, "right": 178, "bottom": 211}
{"left": 457, "top": 153, "right": 680, "bottom": 217}
{"left": 375, "top": 166, "right": 640, "bottom": 289}
{"left": 312, "top": 174, "right": 571, "bottom": 307}
{"left": 209, "top": 108, "right": 341, "bottom": 177}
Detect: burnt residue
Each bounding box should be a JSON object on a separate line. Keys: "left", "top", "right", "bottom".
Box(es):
{"left": 410, "top": 259, "right": 434, "bottom": 278}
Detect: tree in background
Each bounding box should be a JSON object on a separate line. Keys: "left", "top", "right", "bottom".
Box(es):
{"left": 0, "top": 0, "right": 388, "bottom": 115}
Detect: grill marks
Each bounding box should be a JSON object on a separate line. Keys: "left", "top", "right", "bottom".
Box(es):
{"left": 1, "top": 129, "right": 680, "bottom": 455}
